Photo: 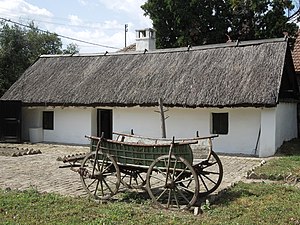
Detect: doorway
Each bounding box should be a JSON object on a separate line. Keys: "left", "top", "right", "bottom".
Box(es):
{"left": 97, "top": 109, "right": 112, "bottom": 139}
{"left": 0, "top": 100, "right": 22, "bottom": 143}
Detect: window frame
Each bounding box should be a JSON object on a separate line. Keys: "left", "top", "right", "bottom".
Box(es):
{"left": 211, "top": 112, "right": 229, "bottom": 135}
{"left": 43, "top": 111, "right": 54, "bottom": 130}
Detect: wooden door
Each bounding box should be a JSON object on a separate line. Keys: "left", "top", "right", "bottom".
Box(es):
{"left": 97, "top": 109, "right": 112, "bottom": 139}
{"left": 0, "top": 100, "right": 22, "bottom": 143}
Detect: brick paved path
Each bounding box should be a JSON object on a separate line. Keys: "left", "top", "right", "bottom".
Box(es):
{"left": 0, "top": 143, "right": 265, "bottom": 197}
{"left": 216, "top": 155, "right": 264, "bottom": 191}
{"left": 0, "top": 143, "right": 89, "bottom": 197}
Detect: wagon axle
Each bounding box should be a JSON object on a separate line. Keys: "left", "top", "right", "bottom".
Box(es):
{"left": 164, "top": 179, "right": 176, "bottom": 189}
{"left": 74, "top": 167, "right": 101, "bottom": 179}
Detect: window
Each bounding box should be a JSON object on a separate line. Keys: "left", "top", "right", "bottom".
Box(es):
{"left": 43, "top": 111, "right": 54, "bottom": 130}
{"left": 138, "top": 30, "right": 146, "bottom": 38}
{"left": 211, "top": 113, "right": 228, "bottom": 135}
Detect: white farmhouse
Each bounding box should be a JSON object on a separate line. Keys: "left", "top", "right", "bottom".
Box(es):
{"left": 1, "top": 29, "right": 299, "bottom": 157}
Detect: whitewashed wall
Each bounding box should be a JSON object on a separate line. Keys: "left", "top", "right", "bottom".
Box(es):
{"left": 253, "top": 102, "right": 297, "bottom": 157}
{"left": 275, "top": 102, "right": 298, "bottom": 149}
{"left": 259, "top": 108, "right": 276, "bottom": 157}
{"left": 212, "top": 108, "right": 261, "bottom": 155}
{"left": 23, "top": 107, "right": 91, "bottom": 144}
{"left": 113, "top": 107, "right": 261, "bottom": 155}
{"left": 22, "top": 103, "right": 297, "bottom": 156}
{"left": 22, "top": 108, "right": 42, "bottom": 140}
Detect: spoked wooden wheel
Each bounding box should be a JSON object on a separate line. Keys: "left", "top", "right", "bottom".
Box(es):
{"left": 194, "top": 151, "right": 223, "bottom": 197}
{"left": 146, "top": 155, "right": 199, "bottom": 210}
{"left": 120, "top": 168, "right": 147, "bottom": 189}
{"left": 80, "top": 151, "right": 121, "bottom": 200}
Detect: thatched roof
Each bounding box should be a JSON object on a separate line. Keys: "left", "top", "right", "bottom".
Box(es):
{"left": 117, "top": 43, "right": 136, "bottom": 52}
{"left": 1, "top": 38, "right": 299, "bottom": 108}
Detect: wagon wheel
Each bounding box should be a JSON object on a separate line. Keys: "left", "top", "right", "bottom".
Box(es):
{"left": 80, "top": 151, "right": 121, "bottom": 200}
{"left": 195, "top": 150, "right": 223, "bottom": 197}
{"left": 146, "top": 155, "right": 199, "bottom": 210}
{"left": 120, "top": 169, "right": 147, "bottom": 189}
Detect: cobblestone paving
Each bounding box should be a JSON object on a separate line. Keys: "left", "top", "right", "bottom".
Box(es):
{"left": 0, "top": 143, "right": 89, "bottom": 197}
{"left": 0, "top": 143, "right": 265, "bottom": 197}
{"left": 216, "top": 155, "right": 265, "bottom": 191}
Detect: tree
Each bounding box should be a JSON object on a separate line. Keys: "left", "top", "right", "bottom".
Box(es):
{"left": 0, "top": 23, "right": 28, "bottom": 96}
{"left": 0, "top": 22, "right": 77, "bottom": 97}
{"left": 63, "top": 43, "right": 79, "bottom": 54}
{"left": 25, "top": 22, "right": 63, "bottom": 62}
{"left": 141, "top": 0, "right": 232, "bottom": 48}
{"left": 229, "top": 0, "right": 298, "bottom": 41}
{"left": 141, "top": 0, "right": 298, "bottom": 49}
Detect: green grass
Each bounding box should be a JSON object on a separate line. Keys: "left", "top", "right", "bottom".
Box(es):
{"left": 203, "top": 182, "right": 300, "bottom": 225}
{"left": 1, "top": 183, "right": 300, "bottom": 225}
{"left": 252, "top": 138, "right": 300, "bottom": 180}
{"left": 1, "top": 138, "right": 300, "bottom": 224}
{"left": 253, "top": 155, "right": 300, "bottom": 179}
{"left": 0, "top": 188, "right": 197, "bottom": 225}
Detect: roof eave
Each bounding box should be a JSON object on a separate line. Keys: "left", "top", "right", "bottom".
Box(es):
{"left": 20, "top": 102, "right": 277, "bottom": 109}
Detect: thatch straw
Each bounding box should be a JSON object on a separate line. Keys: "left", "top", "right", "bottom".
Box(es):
{"left": 1, "top": 39, "right": 297, "bottom": 108}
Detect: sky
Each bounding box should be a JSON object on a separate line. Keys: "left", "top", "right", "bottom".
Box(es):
{"left": 0, "top": 0, "right": 153, "bottom": 53}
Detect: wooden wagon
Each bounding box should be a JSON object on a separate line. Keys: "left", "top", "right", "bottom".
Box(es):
{"left": 77, "top": 132, "right": 223, "bottom": 210}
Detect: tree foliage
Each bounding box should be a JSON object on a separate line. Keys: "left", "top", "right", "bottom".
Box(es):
{"left": 0, "top": 22, "right": 79, "bottom": 97}
{"left": 141, "top": 0, "right": 299, "bottom": 48}
{"left": 229, "top": 0, "right": 297, "bottom": 41}
{"left": 142, "top": 0, "right": 231, "bottom": 48}
{"left": 63, "top": 43, "right": 79, "bottom": 54}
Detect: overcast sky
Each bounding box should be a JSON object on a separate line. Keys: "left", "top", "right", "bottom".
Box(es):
{"left": 0, "top": 0, "right": 153, "bottom": 53}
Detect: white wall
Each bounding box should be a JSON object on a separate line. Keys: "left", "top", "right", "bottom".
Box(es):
{"left": 259, "top": 108, "right": 276, "bottom": 157}
{"left": 91, "top": 108, "right": 97, "bottom": 137}
{"left": 44, "top": 108, "right": 91, "bottom": 144}
{"left": 22, "top": 108, "right": 43, "bottom": 140}
{"left": 22, "top": 104, "right": 297, "bottom": 156}
{"left": 113, "top": 107, "right": 261, "bottom": 155}
{"left": 113, "top": 107, "right": 161, "bottom": 138}
{"left": 213, "top": 108, "right": 261, "bottom": 155}
{"left": 275, "top": 102, "right": 298, "bottom": 149}
{"left": 257, "top": 102, "right": 298, "bottom": 157}
{"left": 22, "top": 107, "right": 91, "bottom": 144}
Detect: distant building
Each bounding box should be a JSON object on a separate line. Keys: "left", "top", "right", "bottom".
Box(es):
{"left": 292, "top": 31, "right": 300, "bottom": 137}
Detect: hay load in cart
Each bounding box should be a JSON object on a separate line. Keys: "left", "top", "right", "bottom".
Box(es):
{"left": 75, "top": 131, "right": 223, "bottom": 210}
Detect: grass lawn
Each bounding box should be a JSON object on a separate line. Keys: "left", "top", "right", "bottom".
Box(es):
{"left": 1, "top": 139, "right": 299, "bottom": 224}
{"left": 253, "top": 138, "right": 300, "bottom": 180}
{"left": 253, "top": 155, "right": 300, "bottom": 179}
{"left": 1, "top": 182, "right": 300, "bottom": 225}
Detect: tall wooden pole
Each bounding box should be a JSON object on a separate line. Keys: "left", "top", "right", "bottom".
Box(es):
{"left": 158, "top": 98, "right": 167, "bottom": 138}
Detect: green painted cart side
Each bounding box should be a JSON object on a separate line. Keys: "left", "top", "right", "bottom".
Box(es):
{"left": 89, "top": 136, "right": 195, "bottom": 168}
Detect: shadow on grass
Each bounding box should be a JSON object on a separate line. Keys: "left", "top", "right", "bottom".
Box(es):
{"left": 209, "top": 186, "right": 259, "bottom": 207}
{"left": 117, "top": 189, "right": 150, "bottom": 204}
{"left": 116, "top": 183, "right": 262, "bottom": 208}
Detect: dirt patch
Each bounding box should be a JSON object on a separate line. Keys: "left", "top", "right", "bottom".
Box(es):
{"left": 276, "top": 138, "right": 300, "bottom": 155}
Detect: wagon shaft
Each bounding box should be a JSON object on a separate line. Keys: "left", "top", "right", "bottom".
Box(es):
{"left": 62, "top": 153, "right": 87, "bottom": 163}
{"left": 71, "top": 167, "right": 90, "bottom": 177}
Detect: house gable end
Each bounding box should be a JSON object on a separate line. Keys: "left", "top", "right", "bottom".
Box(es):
{"left": 279, "top": 46, "right": 300, "bottom": 101}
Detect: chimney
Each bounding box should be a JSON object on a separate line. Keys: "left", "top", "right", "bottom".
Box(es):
{"left": 135, "top": 28, "right": 156, "bottom": 52}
